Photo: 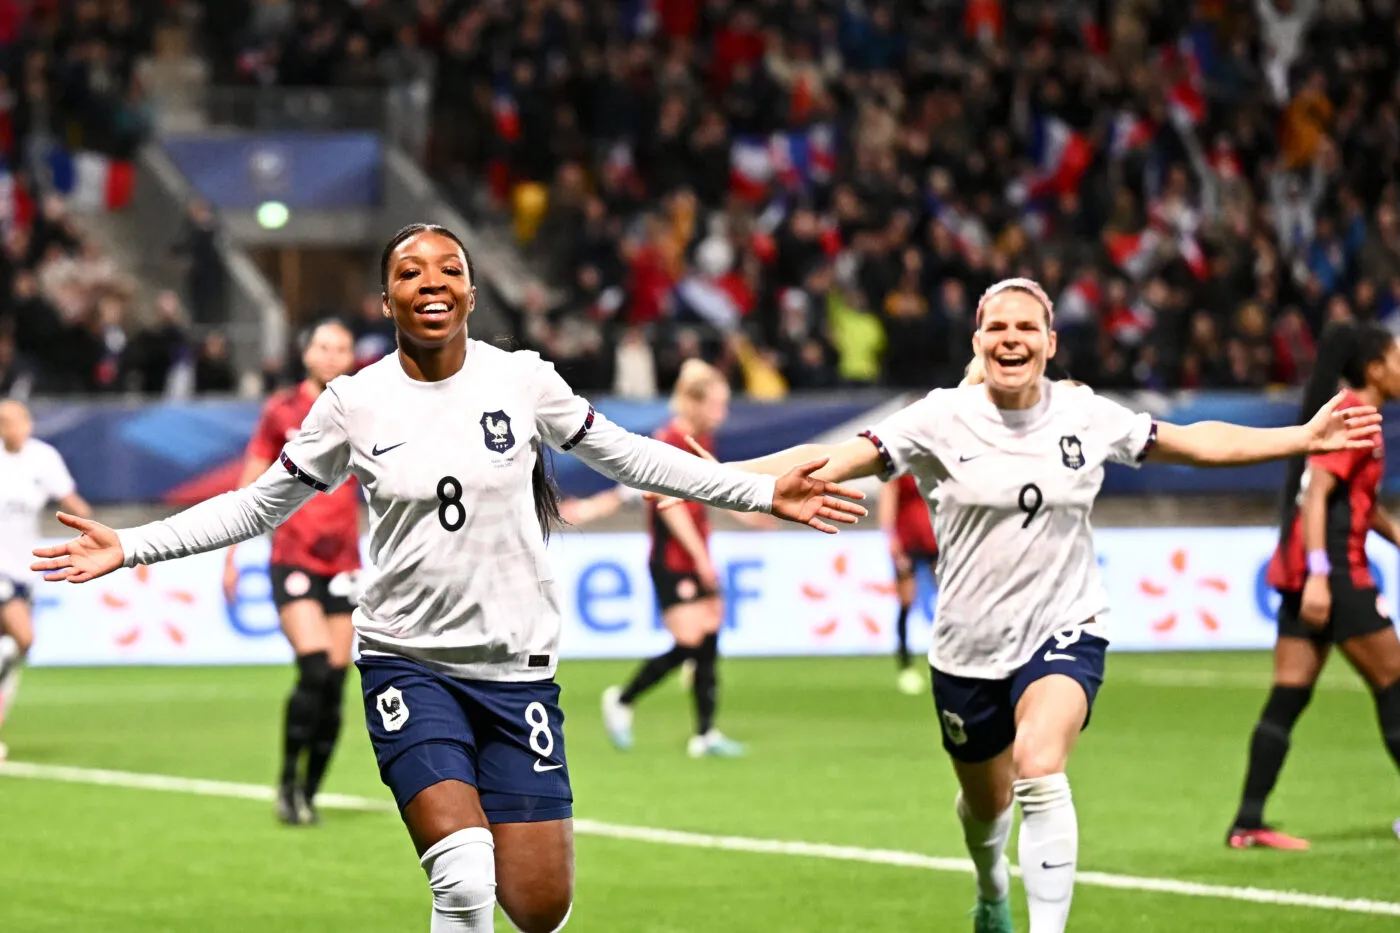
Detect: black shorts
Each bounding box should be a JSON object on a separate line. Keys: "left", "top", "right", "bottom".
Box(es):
{"left": 895, "top": 550, "right": 936, "bottom": 577}
{"left": 650, "top": 563, "right": 718, "bottom": 613}
{"left": 270, "top": 565, "right": 357, "bottom": 615}
{"left": 1276, "top": 580, "right": 1393, "bottom": 645}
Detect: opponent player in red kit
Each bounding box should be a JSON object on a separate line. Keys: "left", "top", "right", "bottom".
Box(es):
{"left": 880, "top": 471, "right": 937, "bottom": 695}
{"left": 569, "top": 361, "right": 769, "bottom": 756}
{"left": 1229, "top": 321, "right": 1400, "bottom": 849}
{"left": 223, "top": 320, "right": 361, "bottom": 824}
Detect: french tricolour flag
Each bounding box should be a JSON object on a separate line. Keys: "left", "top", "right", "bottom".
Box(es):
{"left": 493, "top": 90, "right": 521, "bottom": 143}
{"left": 1105, "top": 228, "right": 1162, "bottom": 280}
{"left": 1108, "top": 111, "right": 1155, "bottom": 159}
{"left": 1027, "top": 115, "right": 1093, "bottom": 200}
{"left": 1163, "top": 38, "right": 1207, "bottom": 129}
{"left": 730, "top": 137, "right": 775, "bottom": 203}
{"left": 47, "top": 149, "right": 134, "bottom": 211}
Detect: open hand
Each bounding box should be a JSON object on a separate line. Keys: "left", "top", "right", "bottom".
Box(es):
{"left": 1307, "top": 392, "right": 1382, "bottom": 453}
{"left": 30, "top": 511, "right": 125, "bottom": 583}
{"left": 771, "top": 457, "right": 868, "bottom": 534}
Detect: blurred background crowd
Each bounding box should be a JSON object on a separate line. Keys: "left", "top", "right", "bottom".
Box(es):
{"left": 7, "top": 0, "right": 1400, "bottom": 401}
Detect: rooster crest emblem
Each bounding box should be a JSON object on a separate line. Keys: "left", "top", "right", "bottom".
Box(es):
{"left": 480, "top": 410, "right": 515, "bottom": 453}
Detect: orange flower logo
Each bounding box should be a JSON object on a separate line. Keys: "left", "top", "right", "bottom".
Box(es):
{"left": 801, "top": 552, "right": 895, "bottom": 638}
{"left": 1139, "top": 548, "right": 1229, "bottom": 634}
{"left": 99, "top": 564, "right": 196, "bottom": 647}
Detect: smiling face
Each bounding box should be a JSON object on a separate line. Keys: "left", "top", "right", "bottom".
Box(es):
{"left": 382, "top": 229, "right": 475, "bottom": 348}
{"left": 972, "top": 289, "right": 1055, "bottom": 398}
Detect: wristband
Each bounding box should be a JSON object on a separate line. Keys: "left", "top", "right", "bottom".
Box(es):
{"left": 1306, "top": 550, "right": 1331, "bottom": 577}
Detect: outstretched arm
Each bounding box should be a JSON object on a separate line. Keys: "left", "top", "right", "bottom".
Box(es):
{"left": 533, "top": 359, "right": 867, "bottom": 532}
{"left": 559, "top": 414, "right": 866, "bottom": 532}
{"left": 34, "top": 386, "right": 352, "bottom": 583}
{"left": 33, "top": 464, "right": 319, "bottom": 582}
{"left": 730, "top": 436, "right": 887, "bottom": 484}
{"left": 1146, "top": 392, "right": 1380, "bottom": 467}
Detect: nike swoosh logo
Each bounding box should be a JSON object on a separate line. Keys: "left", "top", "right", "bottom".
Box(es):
{"left": 372, "top": 442, "right": 407, "bottom": 456}
{"left": 533, "top": 760, "right": 564, "bottom": 773}
{"left": 958, "top": 454, "right": 983, "bottom": 463}
{"left": 1041, "top": 861, "right": 1074, "bottom": 870}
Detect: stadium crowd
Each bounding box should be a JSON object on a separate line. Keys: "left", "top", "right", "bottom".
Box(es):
{"left": 10, "top": 0, "right": 1400, "bottom": 401}
{"left": 0, "top": 0, "right": 239, "bottom": 398}
{"left": 202, "top": 0, "right": 1400, "bottom": 399}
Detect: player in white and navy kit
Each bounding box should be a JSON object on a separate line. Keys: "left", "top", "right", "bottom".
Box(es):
{"left": 0, "top": 400, "right": 91, "bottom": 760}
{"left": 710, "top": 279, "right": 1381, "bottom": 933}
{"left": 31, "top": 224, "right": 867, "bottom": 933}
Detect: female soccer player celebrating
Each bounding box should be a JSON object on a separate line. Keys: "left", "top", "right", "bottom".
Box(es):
{"left": 223, "top": 319, "right": 361, "bottom": 825}
{"left": 699, "top": 278, "right": 1380, "bottom": 933}
{"left": 1228, "top": 321, "right": 1400, "bottom": 850}
{"left": 567, "top": 359, "right": 768, "bottom": 756}
{"left": 32, "top": 224, "right": 866, "bottom": 933}
{"left": 0, "top": 400, "right": 90, "bottom": 761}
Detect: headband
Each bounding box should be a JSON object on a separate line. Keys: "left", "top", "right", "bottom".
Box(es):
{"left": 975, "top": 278, "right": 1054, "bottom": 328}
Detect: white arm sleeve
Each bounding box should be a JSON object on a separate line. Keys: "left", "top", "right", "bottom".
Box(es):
{"left": 1083, "top": 390, "right": 1156, "bottom": 467}
{"left": 862, "top": 393, "right": 944, "bottom": 478}
{"left": 116, "top": 386, "right": 352, "bottom": 566}
{"left": 532, "top": 356, "right": 775, "bottom": 513}
{"left": 117, "top": 465, "right": 319, "bottom": 566}
{"left": 564, "top": 412, "right": 775, "bottom": 512}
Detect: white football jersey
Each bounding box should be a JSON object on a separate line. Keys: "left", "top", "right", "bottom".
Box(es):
{"left": 0, "top": 439, "right": 75, "bottom": 584}
{"left": 118, "top": 341, "right": 776, "bottom": 681}
{"left": 864, "top": 380, "right": 1155, "bottom": 679}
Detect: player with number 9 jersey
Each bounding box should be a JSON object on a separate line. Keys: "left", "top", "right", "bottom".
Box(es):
{"left": 707, "top": 278, "right": 1382, "bottom": 933}
{"left": 31, "top": 225, "right": 869, "bottom": 933}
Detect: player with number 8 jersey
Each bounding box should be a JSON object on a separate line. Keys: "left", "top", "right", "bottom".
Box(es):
{"left": 30, "top": 224, "right": 869, "bottom": 933}
{"left": 703, "top": 279, "right": 1383, "bottom": 933}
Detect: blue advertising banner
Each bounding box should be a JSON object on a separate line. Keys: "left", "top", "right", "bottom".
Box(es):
{"left": 26, "top": 527, "right": 1399, "bottom": 667}
{"left": 24, "top": 391, "right": 1400, "bottom": 504}
{"left": 162, "top": 132, "right": 383, "bottom": 209}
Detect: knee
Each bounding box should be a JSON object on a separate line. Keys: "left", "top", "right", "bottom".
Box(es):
{"left": 1013, "top": 772, "right": 1072, "bottom": 814}
{"left": 8, "top": 628, "right": 33, "bottom": 655}
{"left": 504, "top": 899, "right": 573, "bottom": 933}
{"left": 421, "top": 827, "right": 496, "bottom": 919}
{"left": 295, "top": 651, "right": 333, "bottom": 693}
{"left": 1260, "top": 684, "right": 1313, "bottom": 732}
{"left": 1011, "top": 732, "right": 1068, "bottom": 781}
{"left": 957, "top": 787, "right": 1011, "bottom": 823}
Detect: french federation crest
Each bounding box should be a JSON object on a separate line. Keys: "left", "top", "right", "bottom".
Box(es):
{"left": 377, "top": 686, "right": 409, "bottom": 732}
{"left": 480, "top": 410, "right": 515, "bottom": 453}
{"left": 941, "top": 710, "right": 968, "bottom": 747}
{"left": 1059, "top": 434, "right": 1085, "bottom": 470}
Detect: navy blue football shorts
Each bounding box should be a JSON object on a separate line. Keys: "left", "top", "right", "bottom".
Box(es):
{"left": 358, "top": 653, "right": 573, "bottom": 823}
{"left": 930, "top": 625, "right": 1108, "bottom": 764}
{"left": 0, "top": 574, "right": 33, "bottom": 606}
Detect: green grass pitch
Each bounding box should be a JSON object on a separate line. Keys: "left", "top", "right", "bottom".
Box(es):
{"left": 1, "top": 652, "right": 1397, "bottom": 931}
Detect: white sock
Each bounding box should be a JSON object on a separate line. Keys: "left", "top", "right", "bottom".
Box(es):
{"left": 1014, "top": 774, "right": 1078, "bottom": 933}
{"left": 0, "top": 635, "right": 18, "bottom": 666}
{"left": 955, "top": 792, "right": 1013, "bottom": 903}
{"left": 421, "top": 827, "right": 496, "bottom": 932}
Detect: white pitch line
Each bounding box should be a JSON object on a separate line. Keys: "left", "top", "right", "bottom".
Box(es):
{"left": 2, "top": 761, "right": 1398, "bottom": 918}
{"left": 1117, "top": 668, "right": 1369, "bottom": 693}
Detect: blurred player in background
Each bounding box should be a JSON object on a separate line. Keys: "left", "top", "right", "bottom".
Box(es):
{"left": 569, "top": 360, "right": 770, "bottom": 758}
{"left": 34, "top": 224, "right": 864, "bottom": 933}
{"left": 693, "top": 278, "right": 1380, "bottom": 933}
{"left": 0, "top": 400, "right": 90, "bottom": 761}
{"left": 1228, "top": 321, "right": 1400, "bottom": 850}
{"left": 880, "top": 470, "right": 936, "bottom": 695}
{"left": 223, "top": 320, "right": 360, "bottom": 825}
